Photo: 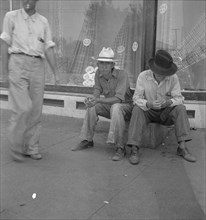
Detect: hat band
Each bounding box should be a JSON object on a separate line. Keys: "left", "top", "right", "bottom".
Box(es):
{"left": 155, "top": 54, "right": 173, "bottom": 69}
{"left": 98, "top": 57, "right": 114, "bottom": 60}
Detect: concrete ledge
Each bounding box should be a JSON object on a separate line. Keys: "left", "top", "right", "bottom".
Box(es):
{"left": 0, "top": 88, "right": 205, "bottom": 128}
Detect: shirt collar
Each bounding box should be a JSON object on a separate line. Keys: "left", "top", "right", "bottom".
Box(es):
{"left": 146, "top": 69, "right": 170, "bottom": 81}
{"left": 21, "top": 8, "right": 38, "bottom": 22}
{"left": 99, "top": 68, "right": 118, "bottom": 78}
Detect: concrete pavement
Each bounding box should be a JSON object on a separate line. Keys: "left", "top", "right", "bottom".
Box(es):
{"left": 0, "top": 109, "right": 205, "bottom": 220}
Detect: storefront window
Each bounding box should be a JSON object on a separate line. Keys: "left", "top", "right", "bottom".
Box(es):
{"left": 0, "top": 0, "right": 144, "bottom": 88}
{"left": 156, "top": 0, "right": 206, "bottom": 91}
{"left": 0, "top": 0, "right": 10, "bottom": 77}
{"left": 38, "top": 0, "right": 144, "bottom": 88}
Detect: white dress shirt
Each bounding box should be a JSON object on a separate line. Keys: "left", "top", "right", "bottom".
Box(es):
{"left": 133, "top": 70, "right": 184, "bottom": 111}
{"left": 0, "top": 8, "right": 55, "bottom": 58}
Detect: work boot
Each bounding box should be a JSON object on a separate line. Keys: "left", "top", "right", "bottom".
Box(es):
{"left": 129, "top": 145, "right": 140, "bottom": 165}
{"left": 112, "top": 146, "right": 126, "bottom": 161}
{"left": 177, "top": 147, "right": 196, "bottom": 162}
{"left": 71, "top": 140, "right": 94, "bottom": 151}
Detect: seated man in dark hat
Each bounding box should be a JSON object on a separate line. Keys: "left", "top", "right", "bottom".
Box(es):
{"left": 71, "top": 47, "right": 133, "bottom": 161}
{"left": 127, "top": 49, "right": 196, "bottom": 165}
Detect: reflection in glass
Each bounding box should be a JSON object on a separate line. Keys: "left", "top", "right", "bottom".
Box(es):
{"left": 156, "top": 0, "right": 206, "bottom": 91}
{"left": 0, "top": 0, "right": 10, "bottom": 79}
{"left": 36, "top": 0, "right": 143, "bottom": 87}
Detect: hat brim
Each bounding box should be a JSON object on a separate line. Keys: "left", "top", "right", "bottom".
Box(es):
{"left": 92, "top": 57, "right": 117, "bottom": 62}
{"left": 148, "top": 58, "right": 177, "bottom": 76}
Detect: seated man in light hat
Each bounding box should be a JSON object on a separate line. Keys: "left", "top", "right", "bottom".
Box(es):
{"left": 126, "top": 49, "right": 196, "bottom": 165}
{"left": 71, "top": 47, "right": 133, "bottom": 161}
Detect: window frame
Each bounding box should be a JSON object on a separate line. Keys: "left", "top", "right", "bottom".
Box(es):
{"left": 0, "top": 0, "right": 205, "bottom": 101}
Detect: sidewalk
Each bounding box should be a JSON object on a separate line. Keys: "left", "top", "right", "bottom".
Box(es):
{"left": 0, "top": 109, "right": 205, "bottom": 220}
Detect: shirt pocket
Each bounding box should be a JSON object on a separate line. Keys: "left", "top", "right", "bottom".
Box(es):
{"left": 35, "top": 37, "right": 45, "bottom": 53}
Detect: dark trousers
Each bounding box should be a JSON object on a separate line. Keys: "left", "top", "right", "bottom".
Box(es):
{"left": 127, "top": 105, "right": 191, "bottom": 147}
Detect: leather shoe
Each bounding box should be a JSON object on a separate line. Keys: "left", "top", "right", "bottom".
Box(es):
{"left": 129, "top": 146, "right": 140, "bottom": 165}
{"left": 25, "top": 153, "right": 42, "bottom": 160}
{"left": 177, "top": 147, "right": 196, "bottom": 162}
{"left": 71, "top": 140, "right": 94, "bottom": 151}
{"left": 112, "top": 147, "right": 126, "bottom": 161}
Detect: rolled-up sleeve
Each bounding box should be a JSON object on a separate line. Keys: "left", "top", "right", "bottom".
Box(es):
{"left": 44, "top": 19, "right": 55, "bottom": 50}
{"left": 115, "top": 71, "right": 129, "bottom": 101}
{"left": 0, "top": 12, "right": 13, "bottom": 45}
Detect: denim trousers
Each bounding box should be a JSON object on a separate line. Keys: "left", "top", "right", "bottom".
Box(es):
{"left": 8, "top": 54, "right": 45, "bottom": 155}
{"left": 80, "top": 102, "right": 133, "bottom": 147}
{"left": 127, "top": 105, "right": 191, "bottom": 147}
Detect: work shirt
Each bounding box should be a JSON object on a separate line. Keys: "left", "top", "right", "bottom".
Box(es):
{"left": 0, "top": 8, "right": 55, "bottom": 57}
{"left": 133, "top": 69, "right": 184, "bottom": 111}
{"left": 94, "top": 68, "right": 133, "bottom": 103}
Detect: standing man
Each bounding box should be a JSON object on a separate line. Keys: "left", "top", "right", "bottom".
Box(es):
{"left": 127, "top": 49, "right": 196, "bottom": 165}
{"left": 0, "top": 0, "right": 59, "bottom": 161}
{"left": 72, "top": 47, "right": 133, "bottom": 162}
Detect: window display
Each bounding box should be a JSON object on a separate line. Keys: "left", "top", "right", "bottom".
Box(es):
{"left": 1, "top": 0, "right": 205, "bottom": 91}
{"left": 36, "top": 0, "right": 143, "bottom": 87}
{"left": 156, "top": 0, "right": 206, "bottom": 91}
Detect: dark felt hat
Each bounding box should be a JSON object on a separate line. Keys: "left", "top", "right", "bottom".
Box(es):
{"left": 148, "top": 50, "right": 178, "bottom": 76}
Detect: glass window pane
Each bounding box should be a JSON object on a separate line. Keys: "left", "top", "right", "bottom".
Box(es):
{"left": 156, "top": 0, "right": 206, "bottom": 91}
{"left": 36, "top": 0, "right": 143, "bottom": 87}
{"left": 0, "top": 0, "right": 10, "bottom": 81}
{"left": 0, "top": 0, "right": 145, "bottom": 88}
{"left": 11, "top": 0, "right": 21, "bottom": 10}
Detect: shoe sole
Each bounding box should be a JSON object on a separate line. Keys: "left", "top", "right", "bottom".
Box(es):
{"left": 176, "top": 152, "right": 196, "bottom": 162}
{"left": 71, "top": 145, "right": 94, "bottom": 151}
{"left": 129, "top": 161, "right": 139, "bottom": 165}
{"left": 112, "top": 157, "right": 123, "bottom": 161}
{"left": 30, "top": 155, "right": 42, "bottom": 160}
{"left": 25, "top": 154, "right": 42, "bottom": 160}
{"left": 129, "top": 157, "right": 140, "bottom": 165}
{"left": 112, "top": 153, "right": 125, "bottom": 161}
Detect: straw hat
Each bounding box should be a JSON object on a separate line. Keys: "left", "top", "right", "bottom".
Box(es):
{"left": 95, "top": 47, "right": 117, "bottom": 62}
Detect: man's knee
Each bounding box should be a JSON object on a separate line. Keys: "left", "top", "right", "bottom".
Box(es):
{"left": 173, "top": 105, "right": 187, "bottom": 115}
{"left": 110, "top": 103, "right": 122, "bottom": 115}
{"left": 132, "top": 105, "right": 144, "bottom": 116}
{"left": 19, "top": 101, "right": 32, "bottom": 116}
{"left": 87, "top": 106, "right": 96, "bottom": 115}
{"left": 94, "top": 103, "right": 102, "bottom": 115}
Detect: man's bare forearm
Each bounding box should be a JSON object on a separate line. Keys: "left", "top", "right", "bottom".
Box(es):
{"left": 1, "top": 40, "right": 9, "bottom": 76}
{"left": 45, "top": 47, "right": 57, "bottom": 75}
{"left": 96, "top": 96, "right": 121, "bottom": 105}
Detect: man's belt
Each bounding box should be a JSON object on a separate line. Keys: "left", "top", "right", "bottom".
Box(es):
{"left": 11, "top": 52, "right": 41, "bottom": 59}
